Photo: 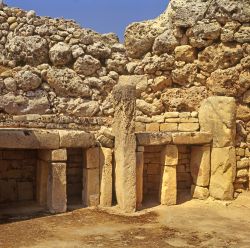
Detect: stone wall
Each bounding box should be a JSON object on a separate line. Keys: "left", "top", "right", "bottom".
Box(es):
{"left": 0, "top": 0, "right": 249, "bottom": 211}
{"left": 143, "top": 146, "right": 162, "bottom": 200}
{"left": 66, "top": 148, "right": 83, "bottom": 201}
{"left": 0, "top": 149, "right": 37, "bottom": 203}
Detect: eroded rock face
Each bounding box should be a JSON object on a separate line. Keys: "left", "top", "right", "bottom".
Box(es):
{"left": 49, "top": 42, "right": 72, "bottom": 66}
{"left": 46, "top": 68, "right": 91, "bottom": 97}
{"left": 73, "top": 55, "right": 101, "bottom": 76}
{"left": 15, "top": 69, "right": 41, "bottom": 91}
{"left": 6, "top": 35, "right": 49, "bottom": 66}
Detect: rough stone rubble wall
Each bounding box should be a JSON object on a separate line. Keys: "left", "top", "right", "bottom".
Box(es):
{"left": 0, "top": 0, "right": 249, "bottom": 199}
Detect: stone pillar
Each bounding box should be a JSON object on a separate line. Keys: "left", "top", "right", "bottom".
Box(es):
{"left": 112, "top": 77, "right": 137, "bottom": 213}
{"left": 47, "top": 162, "right": 67, "bottom": 213}
{"left": 83, "top": 147, "right": 100, "bottom": 207}
{"left": 190, "top": 145, "right": 211, "bottom": 200}
{"left": 199, "top": 96, "right": 236, "bottom": 200}
{"left": 160, "top": 145, "right": 178, "bottom": 205}
{"left": 100, "top": 147, "right": 113, "bottom": 207}
{"left": 136, "top": 146, "right": 144, "bottom": 210}
{"left": 38, "top": 149, "right": 67, "bottom": 213}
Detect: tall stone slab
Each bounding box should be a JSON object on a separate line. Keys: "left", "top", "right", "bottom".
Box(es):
{"left": 112, "top": 77, "right": 137, "bottom": 213}
{"left": 100, "top": 147, "right": 113, "bottom": 207}
{"left": 83, "top": 147, "right": 100, "bottom": 207}
{"left": 136, "top": 150, "right": 144, "bottom": 209}
{"left": 199, "top": 96, "right": 236, "bottom": 148}
{"left": 210, "top": 147, "right": 236, "bottom": 200}
{"left": 47, "top": 162, "right": 67, "bottom": 213}
{"left": 160, "top": 145, "right": 178, "bottom": 205}
{"left": 190, "top": 145, "right": 211, "bottom": 187}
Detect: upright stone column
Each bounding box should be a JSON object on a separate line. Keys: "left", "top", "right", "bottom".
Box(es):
{"left": 199, "top": 96, "right": 236, "bottom": 200}
{"left": 39, "top": 149, "right": 67, "bottom": 213}
{"left": 136, "top": 146, "right": 144, "bottom": 210}
{"left": 99, "top": 147, "right": 113, "bottom": 207}
{"left": 160, "top": 145, "right": 178, "bottom": 205}
{"left": 83, "top": 147, "right": 100, "bottom": 207}
{"left": 112, "top": 77, "right": 137, "bottom": 213}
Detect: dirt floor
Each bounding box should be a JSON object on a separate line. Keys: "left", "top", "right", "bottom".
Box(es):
{"left": 1, "top": 192, "right": 250, "bottom": 248}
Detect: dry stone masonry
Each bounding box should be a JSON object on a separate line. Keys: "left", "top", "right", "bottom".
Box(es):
{"left": 0, "top": 0, "right": 249, "bottom": 213}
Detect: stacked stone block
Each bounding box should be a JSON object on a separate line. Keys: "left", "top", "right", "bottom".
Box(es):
{"left": 234, "top": 147, "right": 250, "bottom": 197}
{"left": 135, "top": 112, "right": 199, "bottom": 133}
{"left": 177, "top": 145, "right": 192, "bottom": 192}
{"left": 0, "top": 149, "right": 37, "bottom": 203}
{"left": 143, "top": 146, "right": 163, "bottom": 199}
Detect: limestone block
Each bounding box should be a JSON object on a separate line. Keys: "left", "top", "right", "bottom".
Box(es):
{"left": 137, "top": 146, "right": 145, "bottom": 152}
{"left": 199, "top": 96, "right": 236, "bottom": 148}
{"left": 178, "top": 123, "right": 199, "bottom": 132}
{"left": 0, "top": 129, "right": 60, "bottom": 149}
{"left": 112, "top": 80, "right": 137, "bottom": 213}
{"left": 236, "top": 159, "right": 249, "bottom": 169}
{"left": 164, "top": 112, "right": 179, "bottom": 118}
{"left": 136, "top": 132, "right": 172, "bottom": 146}
{"left": 146, "top": 123, "right": 160, "bottom": 132}
{"left": 47, "top": 163, "right": 67, "bottom": 213}
{"left": 136, "top": 151, "right": 144, "bottom": 209}
{"left": 85, "top": 147, "right": 100, "bottom": 169}
{"left": 99, "top": 147, "right": 113, "bottom": 207}
{"left": 209, "top": 147, "right": 236, "bottom": 200}
{"left": 38, "top": 149, "right": 67, "bottom": 162}
{"left": 59, "top": 130, "right": 95, "bottom": 148}
{"left": 135, "top": 122, "right": 146, "bottom": 132}
{"left": 172, "top": 132, "right": 212, "bottom": 145}
{"left": 83, "top": 168, "right": 100, "bottom": 207}
{"left": 37, "top": 160, "right": 49, "bottom": 206}
{"left": 160, "top": 166, "right": 177, "bottom": 205}
{"left": 161, "top": 145, "right": 178, "bottom": 166}
{"left": 190, "top": 145, "right": 211, "bottom": 187}
{"left": 191, "top": 185, "right": 209, "bottom": 200}
{"left": 160, "top": 123, "right": 178, "bottom": 132}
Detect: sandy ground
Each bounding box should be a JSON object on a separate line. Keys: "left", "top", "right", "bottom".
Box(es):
{"left": 1, "top": 192, "right": 250, "bottom": 248}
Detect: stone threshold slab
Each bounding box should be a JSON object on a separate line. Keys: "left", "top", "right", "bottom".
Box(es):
{"left": 0, "top": 128, "right": 95, "bottom": 149}
{"left": 136, "top": 131, "right": 212, "bottom": 146}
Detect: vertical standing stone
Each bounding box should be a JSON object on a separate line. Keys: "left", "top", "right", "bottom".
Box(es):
{"left": 112, "top": 77, "right": 137, "bottom": 213}
{"left": 160, "top": 145, "right": 178, "bottom": 205}
{"left": 99, "top": 147, "right": 113, "bottom": 207}
{"left": 190, "top": 145, "right": 211, "bottom": 187}
{"left": 47, "top": 162, "right": 67, "bottom": 213}
{"left": 136, "top": 150, "right": 144, "bottom": 209}
{"left": 210, "top": 147, "right": 236, "bottom": 200}
{"left": 83, "top": 147, "right": 100, "bottom": 207}
{"left": 199, "top": 96, "right": 236, "bottom": 200}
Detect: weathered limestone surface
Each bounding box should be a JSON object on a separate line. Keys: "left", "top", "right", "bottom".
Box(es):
{"left": 160, "top": 165, "right": 177, "bottom": 205}
{"left": 210, "top": 147, "right": 236, "bottom": 200}
{"left": 136, "top": 151, "right": 144, "bottom": 209}
{"left": 172, "top": 132, "right": 212, "bottom": 145}
{"left": 99, "top": 147, "right": 113, "bottom": 207}
{"left": 136, "top": 132, "right": 172, "bottom": 146}
{"left": 161, "top": 145, "right": 178, "bottom": 166}
{"left": 112, "top": 77, "right": 137, "bottom": 213}
{"left": 0, "top": 129, "right": 60, "bottom": 149}
{"left": 199, "top": 96, "right": 236, "bottom": 148}
{"left": 191, "top": 185, "right": 209, "bottom": 200}
{"left": 38, "top": 149, "right": 67, "bottom": 162}
{"left": 47, "top": 162, "right": 67, "bottom": 213}
{"left": 190, "top": 145, "right": 211, "bottom": 187}
{"left": 37, "top": 160, "right": 49, "bottom": 206}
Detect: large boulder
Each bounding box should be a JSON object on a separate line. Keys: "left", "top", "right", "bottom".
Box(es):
{"left": 6, "top": 35, "right": 49, "bottom": 66}
{"left": 49, "top": 42, "right": 72, "bottom": 66}
{"left": 73, "top": 55, "right": 101, "bottom": 76}
{"left": 46, "top": 68, "right": 91, "bottom": 97}
{"left": 14, "top": 69, "right": 41, "bottom": 91}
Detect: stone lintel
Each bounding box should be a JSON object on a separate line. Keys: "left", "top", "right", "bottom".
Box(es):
{"left": 136, "top": 132, "right": 172, "bottom": 146}
{"left": 172, "top": 132, "right": 212, "bottom": 145}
